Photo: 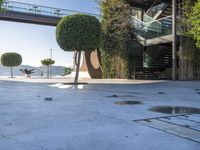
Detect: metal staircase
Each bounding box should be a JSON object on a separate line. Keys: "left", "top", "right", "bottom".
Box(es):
{"left": 144, "top": 2, "right": 169, "bottom": 21}
{"left": 158, "top": 4, "right": 172, "bottom": 19}
{"left": 132, "top": 15, "right": 173, "bottom": 46}
{"left": 150, "top": 48, "right": 172, "bottom": 70}
{"left": 133, "top": 48, "right": 172, "bottom": 80}
{"left": 131, "top": 0, "right": 174, "bottom": 46}
{"left": 131, "top": 0, "right": 175, "bottom": 80}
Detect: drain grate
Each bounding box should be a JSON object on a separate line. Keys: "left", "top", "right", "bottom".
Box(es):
{"left": 134, "top": 114, "right": 200, "bottom": 143}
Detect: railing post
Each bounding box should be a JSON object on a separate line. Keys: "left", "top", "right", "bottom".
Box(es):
{"left": 172, "top": 0, "right": 177, "bottom": 80}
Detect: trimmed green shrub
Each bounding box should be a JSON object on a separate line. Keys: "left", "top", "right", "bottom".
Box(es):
{"left": 1, "top": 52, "right": 22, "bottom": 78}
{"left": 41, "top": 58, "right": 55, "bottom": 78}
{"left": 56, "top": 14, "right": 101, "bottom": 83}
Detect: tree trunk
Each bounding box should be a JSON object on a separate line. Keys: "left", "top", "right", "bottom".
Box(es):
{"left": 47, "top": 66, "right": 49, "bottom": 78}
{"left": 10, "top": 67, "right": 13, "bottom": 78}
{"left": 74, "top": 51, "right": 81, "bottom": 83}
{"left": 50, "top": 65, "right": 52, "bottom": 78}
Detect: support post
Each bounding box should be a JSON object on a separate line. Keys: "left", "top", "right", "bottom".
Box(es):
{"left": 50, "top": 49, "right": 52, "bottom": 78}
{"left": 172, "top": 0, "right": 177, "bottom": 80}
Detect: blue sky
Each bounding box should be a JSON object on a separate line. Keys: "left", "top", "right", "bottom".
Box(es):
{"left": 0, "top": 0, "right": 99, "bottom": 67}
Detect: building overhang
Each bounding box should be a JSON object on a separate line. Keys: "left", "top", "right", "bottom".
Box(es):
{"left": 128, "top": 0, "right": 171, "bottom": 9}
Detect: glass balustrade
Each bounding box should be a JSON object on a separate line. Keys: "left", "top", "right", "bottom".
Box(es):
{"left": 143, "top": 14, "right": 155, "bottom": 23}
{"left": 1, "top": 1, "right": 98, "bottom": 18}
{"left": 145, "top": 3, "right": 168, "bottom": 18}
{"left": 132, "top": 16, "right": 172, "bottom": 39}
{"left": 143, "top": 3, "right": 168, "bottom": 23}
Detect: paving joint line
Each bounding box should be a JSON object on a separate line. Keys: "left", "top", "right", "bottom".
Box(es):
{"left": 132, "top": 114, "right": 191, "bottom": 122}
{"left": 133, "top": 114, "right": 200, "bottom": 144}
{"left": 176, "top": 116, "right": 200, "bottom": 124}
{"left": 157, "top": 118, "right": 200, "bottom": 132}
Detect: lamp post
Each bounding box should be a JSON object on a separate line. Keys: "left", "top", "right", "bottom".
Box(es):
{"left": 50, "top": 48, "right": 52, "bottom": 78}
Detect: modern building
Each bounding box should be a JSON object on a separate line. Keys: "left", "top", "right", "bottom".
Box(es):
{"left": 1, "top": 0, "right": 196, "bottom": 80}
{"left": 125, "top": 0, "right": 180, "bottom": 80}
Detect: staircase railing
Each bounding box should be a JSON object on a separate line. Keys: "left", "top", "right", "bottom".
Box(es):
{"left": 143, "top": 14, "right": 155, "bottom": 23}
{"left": 132, "top": 15, "right": 172, "bottom": 40}
{"left": 144, "top": 3, "right": 168, "bottom": 20}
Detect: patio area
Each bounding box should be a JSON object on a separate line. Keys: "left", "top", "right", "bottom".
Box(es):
{"left": 0, "top": 79, "right": 199, "bottom": 150}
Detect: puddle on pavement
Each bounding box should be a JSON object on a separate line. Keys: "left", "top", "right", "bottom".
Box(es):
{"left": 107, "top": 95, "right": 134, "bottom": 98}
{"left": 158, "top": 92, "right": 166, "bottom": 94}
{"left": 149, "top": 106, "right": 200, "bottom": 114}
{"left": 44, "top": 97, "right": 53, "bottom": 101}
{"left": 115, "top": 100, "right": 142, "bottom": 105}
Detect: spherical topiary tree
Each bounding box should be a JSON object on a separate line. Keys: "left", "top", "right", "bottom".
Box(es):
{"left": 1, "top": 52, "right": 22, "bottom": 78}
{"left": 41, "top": 58, "right": 55, "bottom": 78}
{"left": 56, "top": 14, "right": 101, "bottom": 83}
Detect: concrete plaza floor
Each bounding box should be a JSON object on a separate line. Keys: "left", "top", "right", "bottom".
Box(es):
{"left": 0, "top": 78, "right": 200, "bottom": 150}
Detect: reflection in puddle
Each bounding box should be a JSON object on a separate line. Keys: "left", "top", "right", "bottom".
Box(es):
{"left": 149, "top": 106, "right": 200, "bottom": 114}
{"left": 115, "top": 101, "right": 142, "bottom": 105}
{"left": 49, "top": 84, "right": 62, "bottom": 87}
{"left": 75, "top": 85, "right": 84, "bottom": 89}
{"left": 58, "top": 85, "right": 73, "bottom": 89}
{"left": 49, "top": 84, "right": 85, "bottom": 90}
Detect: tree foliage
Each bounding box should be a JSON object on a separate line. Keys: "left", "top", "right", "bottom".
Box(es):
{"left": 188, "top": 0, "right": 200, "bottom": 48}
{"left": 61, "top": 67, "right": 73, "bottom": 76}
{"left": 0, "top": 0, "right": 3, "bottom": 11}
{"left": 56, "top": 14, "right": 101, "bottom": 83}
{"left": 1, "top": 52, "right": 22, "bottom": 78}
{"left": 41, "top": 58, "right": 55, "bottom": 78}
{"left": 56, "top": 14, "right": 101, "bottom": 51}
{"left": 1, "top": 52, "right": 22, "bottom": 67}
{"left": 41, "top": 58, "right": 55, "bottom": 66}
{"left": 100, "top": 0, "right": 131, "bottom": 79}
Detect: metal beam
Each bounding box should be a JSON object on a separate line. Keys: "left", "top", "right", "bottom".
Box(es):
{"left": 0, "top": 1, "right": 99, "bottom": 26}
{"left": 0, "top": 11, "right": 61, "bottom": 26}
{"left": 172, "top": 0, "right": 177, "bottom": 80}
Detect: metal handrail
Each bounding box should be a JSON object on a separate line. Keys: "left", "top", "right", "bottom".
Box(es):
{"left": 132, "top": 15, "right": 172, "bottom": 26}
{"left": 144, "top": 2, "right": 168, "bottom": 18}
{"left": 1, "top": 0, "right": 99, "bottom": 17}
{"left": 132, "top": 15, "right": 173, "bottom": 40}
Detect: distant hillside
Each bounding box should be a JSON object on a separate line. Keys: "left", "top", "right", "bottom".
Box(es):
{"left": 0, "top": 64, "right": 67, "bottom": 76}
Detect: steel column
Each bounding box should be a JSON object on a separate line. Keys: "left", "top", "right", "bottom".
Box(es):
{"left": 172, "top": 0, "right": 177, "bottom": 80}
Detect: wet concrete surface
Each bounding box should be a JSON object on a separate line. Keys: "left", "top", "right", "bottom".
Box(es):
{"left": 149, "top": 106, "right": 200, "bottom": 114}
{"left": 0, "top": 80, "right": 200, "bottom": 150}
